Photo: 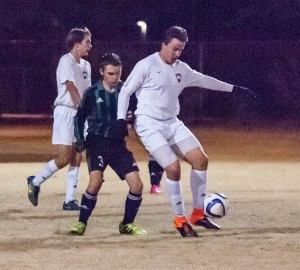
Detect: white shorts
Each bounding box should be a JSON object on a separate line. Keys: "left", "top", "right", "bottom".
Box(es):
{"left": 135, "top": 115, "right": 202, "bottom": 168}
{"left": 52, "top": 105, "right": 77, "bottom": 145}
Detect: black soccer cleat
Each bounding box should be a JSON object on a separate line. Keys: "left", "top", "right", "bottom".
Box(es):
{"left": 63, "top": 200, "right": 81, "bottom": 211}
{"left": 27, "top": 176, "right": 40, "bottom": 206}
{"left": 193, "top": 216, "right": 220, "bottom": 230}
{"left": 176, "top": 222, "right": 198, "bottom": 238}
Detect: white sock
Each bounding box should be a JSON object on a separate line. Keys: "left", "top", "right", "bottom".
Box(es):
{"left": 65, "top": 166, "right": 79, "bottom": 203}
{"left": 165, "top": 178, "right": 185, "bottom": 217}
{"left": 32, "top": 159, "right": 59, "bottom": 186}
{"left": 190, "top": 169, "right": 207, "bottom": 209}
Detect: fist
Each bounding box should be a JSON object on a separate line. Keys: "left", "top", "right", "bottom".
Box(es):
{"left": 110, "top": 119, "right": 128, "bottom": 141}
{"left": 75, "top": 139, "right": 86, "bottom": 153}
{"left": 232, "top": 86, "right": 257, "bottom": 100}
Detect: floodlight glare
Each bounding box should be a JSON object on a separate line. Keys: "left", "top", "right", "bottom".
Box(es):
{"left": 137, "top": 21, "right": 147, "bottom": 41}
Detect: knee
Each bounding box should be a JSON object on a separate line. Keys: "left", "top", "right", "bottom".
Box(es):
{"left": 194, "top": 155, "right": 208, "bottom": 170}
{"left": 165, "top": 160, "right": 181, "bottom": 180}
{"left": 130, "top": 179, "right": 143, "bottom": 194}
{"left": 201, "top": 154, "right": 208, "bottom": 168}
{"left": 73, "top": 152, "right": 82, "bottom": 166}
{"left": 137, "top": 180, "right": 143, "bottom": 194}
{"left": 87, "top": 179, "right": 103, "bottom": 194}
{"left": 55, "top": 156, "right": 71, "bottom": 169}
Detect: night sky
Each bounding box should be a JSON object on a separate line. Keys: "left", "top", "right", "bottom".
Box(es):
{"left": 1, "top": 0, "right": 300, "bottom": 118}
{"left": 1, "top": 0, "right": 300, "bottom": 42}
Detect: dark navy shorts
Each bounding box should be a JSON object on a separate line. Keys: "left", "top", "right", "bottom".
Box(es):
{"left": 86, "top": 136, "right": 139, "bottom": 180}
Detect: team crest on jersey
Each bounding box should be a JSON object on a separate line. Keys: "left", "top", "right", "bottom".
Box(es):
{"left": 83, "top": 71, "right": 88, "bottom": 79}
{"left": 175, "top": 73, "right": 182, "bottom": 83}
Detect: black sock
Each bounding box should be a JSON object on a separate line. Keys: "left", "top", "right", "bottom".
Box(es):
{"left": 122, "top": 191, "right": 142, "bottom": 224}
{"left": 149, "top": 160, "right": 164, "bottom": 186}
{"left": 79, "top": 190, "right": 97, "bottom": 225}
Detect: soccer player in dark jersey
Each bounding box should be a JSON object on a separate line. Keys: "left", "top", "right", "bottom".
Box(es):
{"left": 70, "top": 53, "right": 146, "bottom": 236}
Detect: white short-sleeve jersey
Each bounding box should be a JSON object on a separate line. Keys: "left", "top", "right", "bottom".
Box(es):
{"left": 54, "top": 53, "right": 91, "bottom": 108}
{"left": 118, "top": 52, "right": 233, "bottom": 120}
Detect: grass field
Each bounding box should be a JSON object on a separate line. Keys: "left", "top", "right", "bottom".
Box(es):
{"left": 0, "top": 121, "right": 299, "bottom": 270}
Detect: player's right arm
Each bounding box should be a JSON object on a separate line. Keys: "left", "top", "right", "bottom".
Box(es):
{"left": 113, "top": 59, "right": 147, "bottom": 141}
{"left": 57, "top": 54, "right": 82, "bottom": 108}
{"left": 126, "top": 93, "right": 138, "bottom": 126}
{"left": 115, "top": 62, "right": 146, "bottom": 140}
{"left": 117, "top": 61, "right": 146, "bottom": 119}
{"left": 66, "top": 81, "right": 81, "bottom": 107}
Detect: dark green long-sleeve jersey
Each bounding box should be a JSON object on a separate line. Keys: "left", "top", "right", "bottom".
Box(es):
{"left": 74, "top": 80, "right": 123, "bottom": 142}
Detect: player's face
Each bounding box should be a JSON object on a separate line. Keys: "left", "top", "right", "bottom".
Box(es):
{"left": 77, "top": 34, "right": 92, "bottom": 57}
{"left": 101, "top": 65, "right": 122, "bottom": 90}
{"left": 160, "top": 38, "right": 186, "bottom": 65}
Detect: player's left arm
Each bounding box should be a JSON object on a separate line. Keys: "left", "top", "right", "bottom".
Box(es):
{"left": 58, "top": 56, "right": 83, "bottom": 107}
{"left": 74, "top": 90, "right": 92, "bottom": 152}
{"left": 231, "top": 85, "right": 256, "bottom": 100}
{"left": 184, "top": 65, "right": 233, "bottom": 92}
{"left": 185, "top": 66, "right": 256, "bottom": 99}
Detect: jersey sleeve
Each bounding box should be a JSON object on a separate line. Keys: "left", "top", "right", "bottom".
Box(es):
{"left": 57, "top": 56, "right": 75, "bottom": 85}
{"left": 74, "top": 88, "right": 94, "bottom": 141}
{"left": 85, "top": 61, "right": 92, "bottom": 87}
{"left": 184, "top": 63, "right": 233, "bottom": 92}
{"left": 117, "top": 61, "right": 147, "bottom": 119}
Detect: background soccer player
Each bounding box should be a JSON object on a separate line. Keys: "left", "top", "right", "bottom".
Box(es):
{"left": 27, "top": 27, "right": 92, "bottom": 210}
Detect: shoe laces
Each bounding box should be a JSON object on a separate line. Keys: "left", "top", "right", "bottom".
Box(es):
{"left": 74, "top": 222, "right": 84, "bottom": 228}
{"left": 68, "top": 200, "right": 78, "bottom": 205}
{"left": 182, "top": 222, "right": 191, "bottom": 233}
{"left": 125, "top": 223, "right": 138, "bottom": 232}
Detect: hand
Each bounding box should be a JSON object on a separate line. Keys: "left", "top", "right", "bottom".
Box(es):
{"left": 232, "top": 85, "right": 257, "bottom": 100}
{"left": 75, "top": 139, "right": 86, "bottom": 153}
{"left": 126, "top": 110, "right": 135, "bottom": 125}
{"left": 110, "top": 119, "right": 128, "bottom": 141}
{"left": 232, "top": 86, "right": 258, "bottom": 125}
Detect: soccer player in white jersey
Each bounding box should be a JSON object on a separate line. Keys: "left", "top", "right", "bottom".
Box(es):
{"left": 116, "top": 26, "right": 256, "bottom": 237}
{"left": 27, "top": 27, "right": 92, "bottom": 210}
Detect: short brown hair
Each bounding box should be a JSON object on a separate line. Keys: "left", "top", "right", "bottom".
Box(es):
{"left": 65, "top": 27, "right": 91, "bottom": 51}
{"left": 162, "top": 26, "right": 188, "bottom": 44}
{"left": 99, "top": 53, "right": 122, "bottom": 72}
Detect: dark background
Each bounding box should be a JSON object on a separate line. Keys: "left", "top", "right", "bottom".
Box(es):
{"left": 1, "top": 0, "right": 300, "bottom": 124}
{"left": 2, "top": 0, "right": 300, "bottom": 42}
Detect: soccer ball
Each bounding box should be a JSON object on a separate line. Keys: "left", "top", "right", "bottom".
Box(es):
{"left": 204, "top": 193, "right": 229, "bottom": 218}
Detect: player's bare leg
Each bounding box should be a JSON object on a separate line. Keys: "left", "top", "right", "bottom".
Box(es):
{"left": 55, "top": 144, "right": 73, "bottom": 168}
{"left": 149, "top": 144, "right": 197, "bottom": 237}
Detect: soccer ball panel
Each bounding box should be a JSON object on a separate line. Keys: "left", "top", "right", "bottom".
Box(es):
{"left": 204, "top": 193, "right": 229, "bottom": 218}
